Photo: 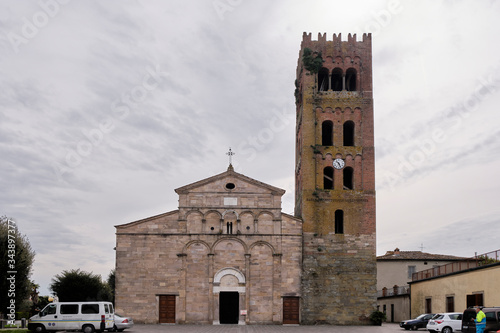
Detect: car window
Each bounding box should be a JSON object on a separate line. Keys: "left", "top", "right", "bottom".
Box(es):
{"left": 81, "top": 304, "right": 99, "bottom": 314}
{"left": 486, "top": 312, "right": 496, "bottom": 322}
{"left": 41, "top": 304, "right": 57, "bottom": 316}
{"left": 435, "top": 315, "right": 444, "bottom": 320}
{"left": 60, "top": 304, "right": 79, "bottom": 314}
{"left": 463, "top": 310, "right": 477, "bottom": 322}
{"left": 449, "top": 314, "right": 461, "bottom": 320}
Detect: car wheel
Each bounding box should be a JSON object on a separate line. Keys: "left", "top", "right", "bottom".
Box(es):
{"left": 442, "top": 327, "right": 453, "bottom": 333}
{"left": 33, "top": 325, "right": 46, "bottom": 333}
{"left": 82, "top": 324, "right": 95, "bottom": 333}
{"left": 411, "top": 325, "right": 418, "bottom": 330}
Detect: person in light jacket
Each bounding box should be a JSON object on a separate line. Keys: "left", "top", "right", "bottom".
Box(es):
{"left": 474, "top": 307, "right": 486, "bottom": 333}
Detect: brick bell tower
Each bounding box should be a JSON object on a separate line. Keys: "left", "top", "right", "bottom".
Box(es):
{"left": 295, "top": 32, "right": 376, "bottom": 324}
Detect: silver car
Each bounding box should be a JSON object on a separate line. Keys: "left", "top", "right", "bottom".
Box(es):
{"left": 113, "top": 314, "right": 134, "bottom": 332}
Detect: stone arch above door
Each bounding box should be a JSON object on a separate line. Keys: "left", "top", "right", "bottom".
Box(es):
{"left": 213, "top": 267, "right": 245, "bottom": 294}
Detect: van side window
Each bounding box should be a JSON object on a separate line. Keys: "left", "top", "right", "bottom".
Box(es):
{"left": 104, "top": 304, "right": 109, "bottom": 314}
{"left": 81, "top": 304, "right": 99, "bottom": 314}
{"left": 109, "top": 304, "right": 114, "bottom": 314}
{"left": 60, "top": 304, "right": 79, "bottom": 314}
{"left": 486, "top": 312, "right": 496, "bottom": 322}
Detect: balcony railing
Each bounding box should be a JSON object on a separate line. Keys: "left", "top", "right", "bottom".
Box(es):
{"left": 412, "top": 249, "right": 500, "bottom": 282}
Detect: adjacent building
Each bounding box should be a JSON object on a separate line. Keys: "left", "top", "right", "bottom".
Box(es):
{"left": 409, "top": 249, "right": 500, "bottom": 317}
{"left": 376, "top": 248, "right": 468, "bottom": 322}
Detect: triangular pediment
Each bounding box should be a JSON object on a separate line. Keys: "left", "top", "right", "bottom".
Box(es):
{"left": 174, "top": 165, "right": 285, "bottom": 196}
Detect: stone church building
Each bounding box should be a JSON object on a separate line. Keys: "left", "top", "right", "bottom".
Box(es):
{"left": 115, "top": 32, "right": 377, "bottom": 325}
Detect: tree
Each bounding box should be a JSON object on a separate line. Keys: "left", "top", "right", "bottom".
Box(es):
{"left": 107, "top": 269, "right": 115, "bottom": 304}
{"left": 0, "top": 216, "right": 36, "bottom": 316}
{"left": 50, "top": 269, "right": 112, "bottom": 302}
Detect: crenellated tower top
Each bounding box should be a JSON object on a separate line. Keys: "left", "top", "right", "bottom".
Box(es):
{"left": 296, "top": 32, "right": 373, "bottom": 99}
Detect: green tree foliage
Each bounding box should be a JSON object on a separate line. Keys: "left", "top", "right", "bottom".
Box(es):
{"left": 50, "top": 269, "right": 112, "bottom": 302}
{"left": 107, "top": 269, "right": 115, "bottom": 304}
{"left": 302, "top": 48, "right": 324, "bottom": 74}
{"left": 477, "top": 254, "right": 500, "bottom": 266}
{"left": 0, "top": 216, "right": 36, "bottom": 315}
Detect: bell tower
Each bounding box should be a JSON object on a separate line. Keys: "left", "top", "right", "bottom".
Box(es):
{"left": 295, "top": 32, "right": 376, "bottom": 324}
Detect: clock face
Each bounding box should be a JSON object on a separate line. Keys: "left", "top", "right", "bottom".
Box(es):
{"left": 333, "top": 158, "right": 345, "bottom": 170}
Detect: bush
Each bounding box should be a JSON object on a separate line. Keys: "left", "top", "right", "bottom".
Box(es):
{"left": 16, "top": 311, "right": 30, "bottom": 319}
{"left": 369, "top": 310, "right": 387, "bottom": 325}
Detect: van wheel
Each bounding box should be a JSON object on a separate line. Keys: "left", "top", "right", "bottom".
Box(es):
{"left": 33, "top": 325, "right": 46, "bottom": 333}
{"left": 442, "top": 327, "right": 453, "bottom": 333}
{"left": 82, "top": 325, "right": 95, "bottom": 333}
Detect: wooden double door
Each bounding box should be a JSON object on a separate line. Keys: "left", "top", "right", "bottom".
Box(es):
{"left": 159, "top": 295, "right": 176, "bottom": 323}
{"left": 283, "top": 297, "right": 300, "bottom": 325}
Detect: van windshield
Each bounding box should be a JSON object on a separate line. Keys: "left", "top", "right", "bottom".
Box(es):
{"left": 41, "top": 304, "right": 57, "bottom": 317}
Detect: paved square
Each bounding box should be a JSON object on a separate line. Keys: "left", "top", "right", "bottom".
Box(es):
{"left": 125, "top": 323, "right": 403, "bottom": 333}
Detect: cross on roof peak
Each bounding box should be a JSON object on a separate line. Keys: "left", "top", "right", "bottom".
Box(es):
{"left": 226, "top": 148, "right": 235, "bottom": 168}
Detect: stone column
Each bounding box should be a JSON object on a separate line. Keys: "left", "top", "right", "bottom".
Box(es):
{"left": 244, "top": 253, "right": 251, "bottom": 324}
{"left": 238, "top": 292, "right": 245, "bottom": 325}
{"left": 208, "top": 253, "right": 214, "bottom": 323}
{"left": 176, "top": 253, "right": 187, "bottom": 323}
{"left": 273, "top": 253, "right": 282, "bottom": 323}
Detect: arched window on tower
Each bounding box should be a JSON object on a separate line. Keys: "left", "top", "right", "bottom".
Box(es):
{"left": 345, "top": 68, "right": 357, "bottom": 91}
{"left": 322, "top": 120, "right": 333, "bottom": 146}
{"left": 323, "top": 166, "right": 334, "bottom": 189}
{"left": 343, "top": 167, "right": 353, "bottom": 190}
{"left": 343, "top": 121, "right": 355, "bottom": 146}
{"left": 335, "top": 210, "right": 344, "bottom": 234}
{"left": 318, "top": 67, "right": 329, "bottom": 92}
{"left": 331, "top": 68, "right": 343, "bottom": 91}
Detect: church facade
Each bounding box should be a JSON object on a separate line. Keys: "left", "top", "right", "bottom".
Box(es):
{"left": 115, "top": 32, "right": 376, "bottom": 325}
{"left": 115, "top": 165, "right": 303, "bottom": 324}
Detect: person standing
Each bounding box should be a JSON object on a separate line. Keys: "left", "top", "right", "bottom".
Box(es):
{"left": 474, "top": 307, "right": 486, "bottom": 333}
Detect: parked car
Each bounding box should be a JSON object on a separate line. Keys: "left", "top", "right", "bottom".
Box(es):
{"left": 462, "top": 307, "right": 500, "bottom": 333}
{"left": 113, "top": 314, "right": 134, "bottom": 332}
{"left": 427, "top": 312, "right": 463, "bottom": 333}
{"left": 401, "top": 314, "right": 435, "bottom": 330}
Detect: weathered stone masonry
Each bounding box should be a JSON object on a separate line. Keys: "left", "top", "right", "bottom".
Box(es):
{"left": 295, "top": 32, "right": 377, "bottom": 325}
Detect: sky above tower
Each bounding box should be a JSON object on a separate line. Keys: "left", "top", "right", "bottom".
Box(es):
{"left": 1, "top": 0, "right": 499, "bottom": 296}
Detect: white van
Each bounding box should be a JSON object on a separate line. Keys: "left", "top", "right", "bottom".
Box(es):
{"left": 28, "top": 302, "right": 114, "bottom": 333}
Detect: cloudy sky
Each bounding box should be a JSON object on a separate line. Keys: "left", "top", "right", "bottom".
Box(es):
{"left": 1, "top": 0, "right": 499, "bottom": 296}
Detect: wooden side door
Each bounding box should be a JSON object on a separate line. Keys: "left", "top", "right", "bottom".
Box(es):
{"left": 283, "top": 297, "right": 299, "bottom": 325}
{"left": 159, "top": 295, "right": 176, "bottom": 323}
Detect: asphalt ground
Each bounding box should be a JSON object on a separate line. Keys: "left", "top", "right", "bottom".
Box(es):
{"left": 123, "top": 322, "right": 403, "bottom": 333}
